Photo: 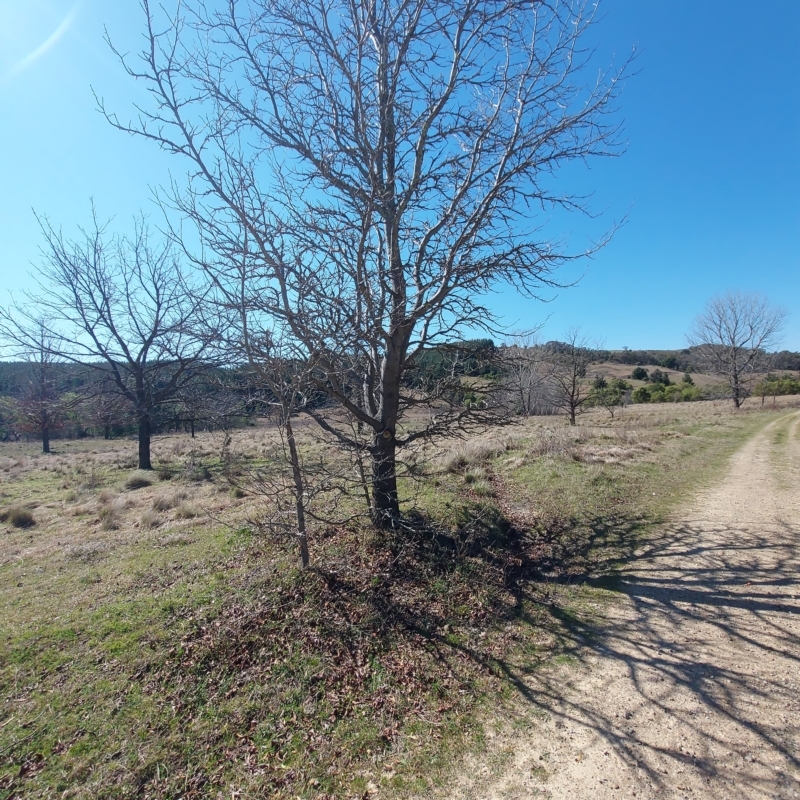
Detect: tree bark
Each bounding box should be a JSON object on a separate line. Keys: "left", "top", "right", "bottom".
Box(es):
{"left": 138, "top": 413, "right": 152, "bottom": 470}
{"left": 371, "top": 432, "right": 400, "bottom": 527}
{"left": 42, "top": 425, "right": 50, "bottom": 454}
{"left": 284, "top": 415, "right": 309, "bottom": 568}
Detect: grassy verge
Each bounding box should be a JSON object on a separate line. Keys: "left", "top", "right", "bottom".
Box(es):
{"left": 0, "top": 401, "right": 791, "bottom": 799}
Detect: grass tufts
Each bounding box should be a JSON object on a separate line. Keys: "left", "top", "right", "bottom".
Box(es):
{"left": 125, "top": 471, "right": 153, "bottom": 490}
{"left": 2, "top": 505, "right": 36, "bottom": 528}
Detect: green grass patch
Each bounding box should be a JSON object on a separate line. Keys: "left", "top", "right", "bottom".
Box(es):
{"left": 0, "top": 406, "right": 786, "bottom": 798}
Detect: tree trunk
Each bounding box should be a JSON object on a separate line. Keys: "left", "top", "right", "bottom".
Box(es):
{"left": 42, "top": 425, "right": 51, "bottom": 454}
{"left": 104, "top": 424, "right": 111, "bottom": 440}
{"left": 190, "top": 419, "right": 195, "bottom": 438}
{"left": 138, "top": 414, "right": 152, "bottom": 470}
{"left": 371, "top": 432, "right": 400, "bottom": 527}
{"left": 284, "top": 415, "right": 309, "bottom": 568}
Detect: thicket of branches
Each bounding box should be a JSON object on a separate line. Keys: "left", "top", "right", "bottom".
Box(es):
{"left": 97, "top": 0, "right": 629, "bottom": 526}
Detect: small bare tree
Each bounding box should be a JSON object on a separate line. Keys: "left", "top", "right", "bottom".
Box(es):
{"left": 689, "top": 292, "right": 786, "bottom": 408}
{"left": 499, "top": 334, "right": 556, "bottom": 416}
{"left": 0, "top": 316, "right": 76, "bottom": 454}
{"left": 4, "top": 211, "right": 216, "bottom": 469}
{"left": 103, "top": 0, "right": 629, "bottom": 525}
{"left": 545, "top": 328, "right": 598, "bottom": 425}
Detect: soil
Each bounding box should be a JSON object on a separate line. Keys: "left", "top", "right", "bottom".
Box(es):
{"left": 454, "top": 411, "right": 800, "bottom": 799}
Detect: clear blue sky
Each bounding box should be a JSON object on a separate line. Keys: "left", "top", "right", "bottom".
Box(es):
{"left": 1, "top": 0, "right": 798, "bottom": 350}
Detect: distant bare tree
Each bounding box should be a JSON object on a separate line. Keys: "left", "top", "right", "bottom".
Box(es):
{"left": 499, "top": 334, "right": 556, "bottom": 416}
{"left": 546, "top": 328, "right": 598, "bottom": 425}
{"left": 689, "top": 292, "right": 786, "bottom": 409}
{"left": 0, "top": 318, "right": 71, "bottom": 453}
{"left": 103, "top": 0, "right": 629, "bottom": 526}
{"left": 4, "top": 211, "right": 216, "bottom": 469}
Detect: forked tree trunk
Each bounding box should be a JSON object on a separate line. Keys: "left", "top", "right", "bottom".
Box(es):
{"left": 138, "top": 413, "right": 152, "bottom": 470}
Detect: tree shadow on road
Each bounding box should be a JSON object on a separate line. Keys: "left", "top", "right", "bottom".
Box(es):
{"left": 470, "top": 514, "right": 800, "bottom": 795}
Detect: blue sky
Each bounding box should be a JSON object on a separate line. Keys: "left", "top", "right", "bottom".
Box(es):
{"left": 1, "top": 0, "right": 798, "bottom": 350}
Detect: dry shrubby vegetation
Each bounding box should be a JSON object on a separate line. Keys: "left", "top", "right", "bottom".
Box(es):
{"left": 2, "top": 398, "right": 798, "bottom": 798}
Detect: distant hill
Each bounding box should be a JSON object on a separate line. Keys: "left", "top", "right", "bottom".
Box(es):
{"left": 598, "top": 347, "right": 800, "bottom": 373}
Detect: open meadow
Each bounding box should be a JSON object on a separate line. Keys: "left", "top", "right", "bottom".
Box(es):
{"left": 2, "top": 398, "right": 798, "bottom": 799}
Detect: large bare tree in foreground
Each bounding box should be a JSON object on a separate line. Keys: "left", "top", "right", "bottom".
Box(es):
{"left": 689, "top": 292, "right": 786, "bottom": 409}
{"left": 104, "top": 0, "right": 628, "bottom": 525}
{"left": 4, "top": 214, "right": 215, "bottom": 469}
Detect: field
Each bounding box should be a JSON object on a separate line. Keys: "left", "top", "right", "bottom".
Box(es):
{"left": 1, "top": 398, "right": 798, "bottom": 799}
{"left": 590, "top": 362, "right": 720, "bottom": 387}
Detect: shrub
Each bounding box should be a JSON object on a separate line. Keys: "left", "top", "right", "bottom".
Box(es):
{"left": 630, "top": 367, "right": 648, "bottom": 381}
{"left": 681, "top": 386, "right": 703, "bottom": 402}
{"left": 631, "top": 386, "right": 651, "bottom": 404}
{"left": 682, "top": 372, "right": 694, "bottom": 385}
{"left": 649, "top": 369, "right": 671, "bottom": 386}
{"left": 663, "top": 384, "right": 683, "bottom": 402}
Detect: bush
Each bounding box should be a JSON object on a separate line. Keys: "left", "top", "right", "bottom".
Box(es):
{"left": 663, "top": 384, "right": 683, "bottom": 402}
{"left": 649, "top": 369, "right": 671, "bottom": 386}
{"left": 682, "top": 372, "right": 694, "bottom": 385}
{"left": 630, "top": 367, "right": 648, "bottom": 381}
{"left": 631, "top": 386, "right": 651, "bottom": 403}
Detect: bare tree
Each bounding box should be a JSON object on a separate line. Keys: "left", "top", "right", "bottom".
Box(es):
{"left": 0, "top": 318, "right": 72, "bottom": 454}
{"left": 545, "top": 328, "right": 598, "bottom": 425}
{"left": 103, "top": 0, "right": 628, "bottom": 525}
{"left": 223, "top": 330, "right": 316, "bottom": 568}
{"left": 689, "top": 292, "right": 786, "bottom": 409}
{"left": 499, "top": 334, "right": 556, "bottom": 416}
{"left": 4, "top": 212, "right": 216, "bottom": 469}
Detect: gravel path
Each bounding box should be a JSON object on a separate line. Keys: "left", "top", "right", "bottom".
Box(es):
{"left": 456, "top": 411, "right": 800, "bottom": 799}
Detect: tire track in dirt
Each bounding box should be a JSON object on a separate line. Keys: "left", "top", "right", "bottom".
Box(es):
{"left": 454, "top": 412, "right": 800, "bottom": 799}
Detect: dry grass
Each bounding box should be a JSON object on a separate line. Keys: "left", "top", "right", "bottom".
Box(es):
{"left": 440, "top": 436, "right": 517, "bottom": 473}
{"left": 124, "top": 471, "right": 153, "bottom": 490}
{"left": 140, "top": 509, "right": 161, "bottom": 530}
{"left": 0, "top": 400, "right": 796, "bottom": 798}
{"left": 174, "top": 502, "right": 200, "bottom": 519}
{"left": 0, "top": 505, "right": 35, "bottom": 528}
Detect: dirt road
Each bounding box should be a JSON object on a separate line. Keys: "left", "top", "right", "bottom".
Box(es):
{"left": 457, "top": 412, "right": 800, "bottom": 799}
